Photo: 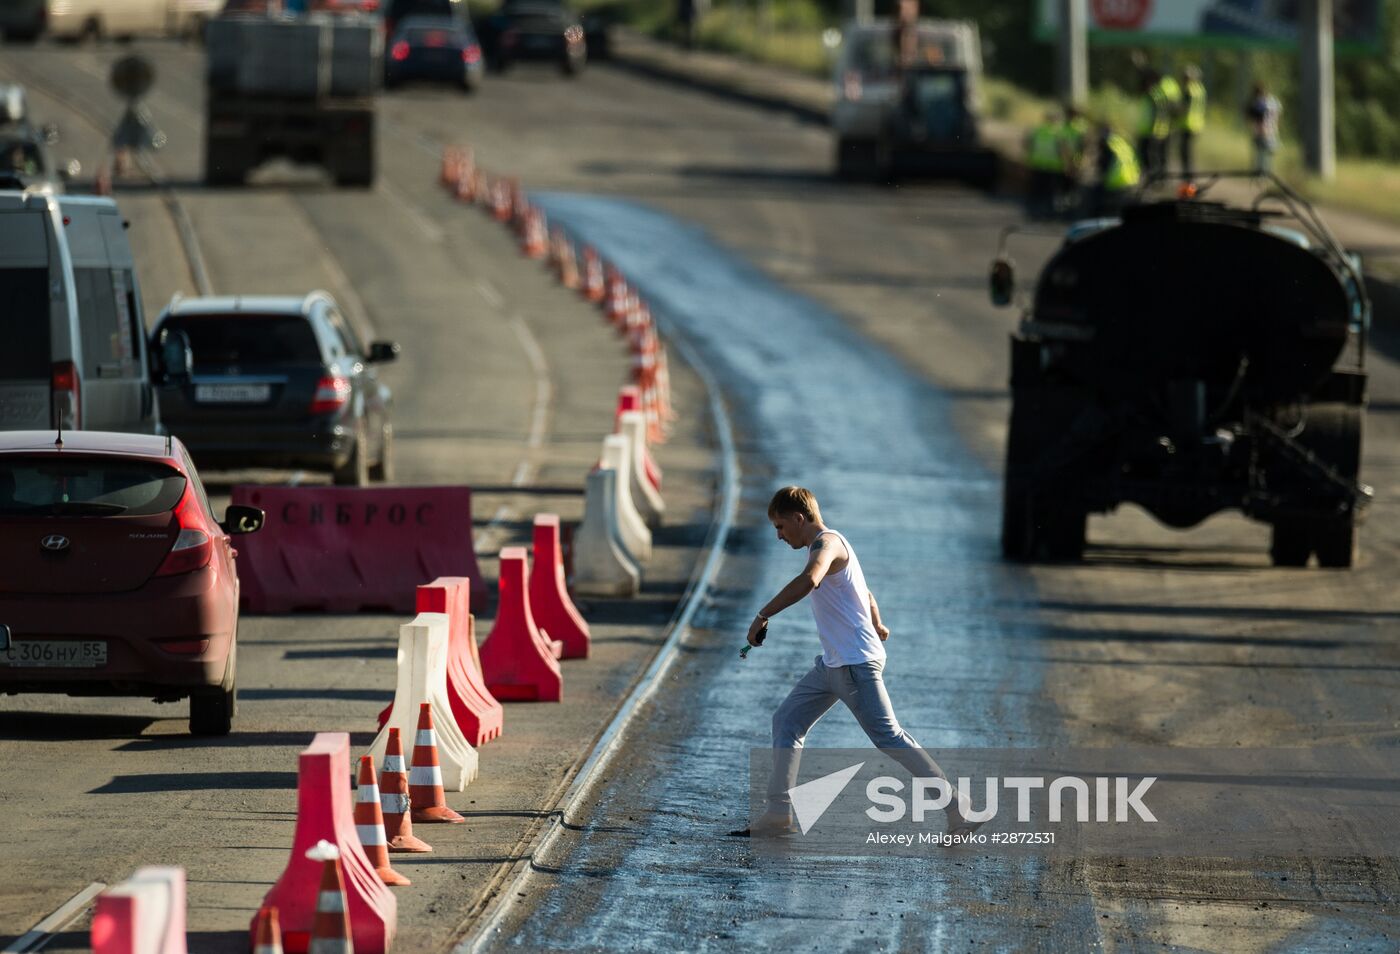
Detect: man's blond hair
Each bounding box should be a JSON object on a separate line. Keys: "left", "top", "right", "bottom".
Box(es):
{"left": 768, "top": 486, "right": 821, "bottom": 522}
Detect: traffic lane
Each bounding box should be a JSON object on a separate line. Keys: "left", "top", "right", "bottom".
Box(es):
{"left": 480, "top": 195, "right": 1098, "bottom": 951}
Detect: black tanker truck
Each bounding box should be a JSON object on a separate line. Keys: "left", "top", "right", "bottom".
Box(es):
{"left": 990, "top": 177, "right": 1372, "bottom": 567}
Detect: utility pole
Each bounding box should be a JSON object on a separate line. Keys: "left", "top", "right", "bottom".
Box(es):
{"left": 1057, "top": 0, "right": 1088, "bottom": 107}
{"left": 1300, "top": 0, "right": 1336, "bottom": 180}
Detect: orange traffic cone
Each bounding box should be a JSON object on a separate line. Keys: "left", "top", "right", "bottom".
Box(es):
{"left": 580, "top": 248, "right": 605, "bottom": 303}
{"left": 253, "top": 906, "right": 283, "bottom": 954}
{"left": 305, "top": 840, "right": 352, "bottom": 954}
{"left": 455, "top": 160, "right": 477, "bottom": 203}
{"left": 439, "top": 145, "right": 462, "bottom": 188}
{"left": 508, "top": 178, "right": 527, "bottom": 228}
{"left": 522, "top": 209, "right": 547, "bottom": 259}
{"left": 491, "top": 178, "right": 512, "bottom": 223}
{"left": 603, "top": 268, "right": 628, "bottom": 325}
{"left": 409, "top": 704, "right": 466, "bottom": 824}
{"left": 553, "top": 230, "right": 579, "bottom": 289}
{"left": 380, "top": 728, "right": 432, "bottom": 853}
{"left": 355, "top": 756, "right": 411, "bottom": 886}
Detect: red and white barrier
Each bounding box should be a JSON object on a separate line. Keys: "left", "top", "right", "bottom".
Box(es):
{"left": 255, "top": 733, "right": 396, "bottom": 954}
{"left": 571, "top": 469, "right": 641, "bottom": 597}
{"left": 91, "top": 866, "right": 186, "bottom": 954}
{"left": 368, "top": 613, "right": 479, "bottom": 792}
{"left": 529, "top": 514, "right": 590, "bottom": 659}
{"left": 601, "top": 435, "right": 651, "bottom": 563}
{"left": 619, "top": 410, "right": 665, "bottom": 529}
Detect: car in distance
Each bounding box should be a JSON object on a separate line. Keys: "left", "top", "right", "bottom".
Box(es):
{"left": 386, "top": 15, "right": 484, "bottom": 91}
{"left": 0, "top": 1, "right": 47, "bottom": 42}
{"left": 151, "top": 292, "right": 398, "bottom": 486}
{"left": 481, "top": 0, "right": 585, "bottom": 76}
{"left": 0, "top": 126, "right": 79, "bottom": 194}
{"left": 0, "top": 430, "right": 263, "bottom": 735}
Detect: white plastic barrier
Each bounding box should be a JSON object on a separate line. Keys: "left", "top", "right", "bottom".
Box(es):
{"left": 572, "top": 469, "right": 641, "bottom": 597}
{"left": 90, "top": 866, "right": 187, "bottom": 954}
{"left": 619, "top": 410, "right": 665, "bottom": 529}
{"left": 368, "top": 612, "right": 478, "bottom": 791}
{"left": 601, "top": 434, "right": 652, "bottom": 563}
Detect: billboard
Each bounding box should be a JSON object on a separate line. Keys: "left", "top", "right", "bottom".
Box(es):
{"left": 1035, "top": 0, "right": 1384, "bottom": 50}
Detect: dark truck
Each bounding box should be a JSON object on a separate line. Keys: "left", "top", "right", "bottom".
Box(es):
{"left": 991, "top": 177, "right": 1371, "bottom": 567}
{"left": 204, "top": 11, "right": 381, "bottom": 187}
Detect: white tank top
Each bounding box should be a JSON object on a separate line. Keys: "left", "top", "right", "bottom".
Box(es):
{"left": 808, "top": 529, "right": 886, "bottom": 667}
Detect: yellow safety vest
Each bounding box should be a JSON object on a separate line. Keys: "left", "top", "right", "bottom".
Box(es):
{"left": 1027, "top": 124, "right": 1064, "bottom": 172}
{"left": 1180, "top": 78, "right": 1206, "bottom": 133}
{"left": 1059, "top": 118, "right": 1089, "bottom": 165}
{"left": 1103, "top": 134, "right": 1141, "bottom": 191}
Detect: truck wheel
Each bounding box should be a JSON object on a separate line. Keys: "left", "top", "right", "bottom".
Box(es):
{"left": 334, "top": 154, "right": 375, "bottom": 188}
{"left": 1314, "top": 522, "right": 1357, "bottom": 569}
{"left": 1269, "top": 521, "right": 1312, "bottom": 568}
{"left": 205, "top": 139, "right": 245, "bottom": 186}
{"left": 1036, "top": 504, "right": 1086, "bottom": 562}
{"left": 1001, "top": 484, "right": 1032, "bottom": 561}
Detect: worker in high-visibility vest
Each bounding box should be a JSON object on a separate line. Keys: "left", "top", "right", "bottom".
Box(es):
{"left": 1092, "top": 123, "right": 1141, "bottom": 217}
{"left": 1136, "top": 69, "right": 1175, "bottom": 180}
{"left": 1024, "top": 110, "right": 1065, "bottom": 219}
{"left": 1057, "top": 105, "right": 1091, "bottom": 216}
{"left": 1177, "top": 64, "right": 1207, "bottom": 179}
{"left": 1155, "top": 70, "right": 1182, "bottom": 174}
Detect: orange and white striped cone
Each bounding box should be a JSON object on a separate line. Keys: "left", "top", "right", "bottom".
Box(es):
{"left": 557, "top": 235, "right": 580, "bottom": 290}
{"left": 581, "top": 248, "right": 605, "bottom": 303}
{"left": 656, "top": 345, "right": 677, "bottom": 422}
{"left": 253, "top": 905, "right": 284, "bottom": 954}
{"left": 355, "top": 756, "right": 411, "bottom": 886}
{"left": 454, "top": 154, "right": 478, "bottom": 203}
{"left": 380, "top": 727, "right": 432, "bottom": 852}
{"left": 509, "top": 178, "right": 527, "bottom": 228}
{"left": 522, "top": 209, "right": 548, "bottom": 259}
{"left": 603, "top": 268, "right": 628, "bottom": 324}
{"left": 439, "top": 145, "right": 462, "bottom": 188}
{"left": 491, "top": 179, "right": 512, "bottom": 223}
{"left": 305, "top": 840, "right": 352, "bottom": 954}
{"left": 409, "top": 704, "right": 466, "bottom": 824}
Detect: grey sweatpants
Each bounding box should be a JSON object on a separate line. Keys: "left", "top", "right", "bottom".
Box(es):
{"left": 766, "top": 655, "right": 956, "bottom": 817}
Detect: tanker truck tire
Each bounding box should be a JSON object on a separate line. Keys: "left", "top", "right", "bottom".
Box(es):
{"left": 1269, "top": 521, "right": 1312, "bottom": 568}
{"left": 1001, "top": 486, "right": 1032, "bottom": 561}
{"left": 1035, "top": 505, "right": 1086, "bottom": 562}
{"left": 1314, "top": 523, "right": 1357, "bottom": 569}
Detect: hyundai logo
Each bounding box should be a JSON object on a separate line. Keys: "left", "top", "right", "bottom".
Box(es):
{"left": 40, "top": 534, "right": 70, "bottom": 552}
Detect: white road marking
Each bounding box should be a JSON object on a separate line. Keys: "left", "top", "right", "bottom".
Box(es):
{"left": 4, "top": 882, "right": 107, "bottom": 953}
{"left": 475, "top": 278, "right": 505, "bottom": 308}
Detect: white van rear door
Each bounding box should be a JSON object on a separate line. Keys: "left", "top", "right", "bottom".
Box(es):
{"left": 0, "top": 210, "right": 52, "bottom": 430}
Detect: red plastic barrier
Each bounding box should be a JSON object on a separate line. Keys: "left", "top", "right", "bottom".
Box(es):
{"left": 480, "top": 547, "right": 562, "bottom": 701}
{"left": 529, "top": 515, "right": 590, "bottom": 660}
{"left": 615, "top": 386, "right": 662, "bottom": 491}
{"left": 376, "top": 578, "right": 504, "bottom": 746}
{"left": 253, "top": 733, "right": 396, "bottom": 954}
{"left": 231, "top": 486, "right": 487, "bottom": 614}
{"left": 91, "top": 867, "right": 187, "bottom": 954}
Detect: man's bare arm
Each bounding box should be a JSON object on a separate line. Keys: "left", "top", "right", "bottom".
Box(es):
{"left": 746, "top": 536, "right": 843, "bottom": 645}
{"left": 869, "top": 590, "right": 889, "bottom": 641}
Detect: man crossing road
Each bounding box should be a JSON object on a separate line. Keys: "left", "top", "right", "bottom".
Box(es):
{"left": 739, "top": 486, "right": 980, "bottom": 838}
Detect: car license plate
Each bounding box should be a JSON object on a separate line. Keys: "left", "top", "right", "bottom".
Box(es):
{"left": 524, "top": 35, "right": 553, "bottom": 49}
{"left": 0, "top": 639, "right": 107, "bottom": 668}
{"left": 195, "top": 383, "right": 271, "bottom": 403}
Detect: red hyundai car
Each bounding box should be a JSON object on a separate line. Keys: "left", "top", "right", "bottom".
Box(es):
{"left": 0, "top": 431, "right": 263, "bottom": 735}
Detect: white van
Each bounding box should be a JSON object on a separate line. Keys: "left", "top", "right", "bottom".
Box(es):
{"left": 46, "top": 0, "right": 221, "bottom": 40}
{"left": 0, "top": 191, "right": 167, "bottom": 434}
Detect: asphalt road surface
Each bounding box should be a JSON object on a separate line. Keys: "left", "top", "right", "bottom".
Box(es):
{"left": 3, "top": 40, "right": 1399, "bottom": 952}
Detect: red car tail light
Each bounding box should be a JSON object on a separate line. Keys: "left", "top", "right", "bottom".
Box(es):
{"left": 51, "top": 360, "right": 80, "bottom": 429}
{"left": 154, "top": 637, "right": 210, "bottom": 655}
{"left": 155, "top": 491, "right": 212, "bottom": 578}
{"left": 309, "top": 375, "right": 352, "bottom": 414}
{"left": 391, "top": 40, "right": 411, "bottom": 61}
{"left": 463, "top": 44, "right": 481, "bottom": 64}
